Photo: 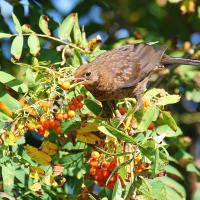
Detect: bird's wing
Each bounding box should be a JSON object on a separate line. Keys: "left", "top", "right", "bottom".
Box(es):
{"left": 111, "top": 44, "right": 167, "bottom": 89}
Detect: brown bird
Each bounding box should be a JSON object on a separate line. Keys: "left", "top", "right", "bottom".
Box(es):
{"left": 74, "top": 43, "right": 200, "bottom": 101}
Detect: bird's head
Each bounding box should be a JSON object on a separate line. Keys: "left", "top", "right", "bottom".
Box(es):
{"left": 74, "top": 64, "right": 100, "bottom": 87}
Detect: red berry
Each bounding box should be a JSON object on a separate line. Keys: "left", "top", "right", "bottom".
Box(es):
{"left": 96, "top": 180, "right": 105, "bottom": 187}
{"left": 119, "top": 107, "right": 127, "bottom": 115}
{"left": 49, "top": 119, "right": 55, "bottom": 128}
{"left": 68, "top": 104, "right": 76, "bottom": 110}
{"left": 108, "top": 159, "right": 117, "bottom": 172}
{"left": 54, "top": 120, "right": 60, "bottom": 128}
{"left": 102, "top": 161, "right": 110, "bottom": 169}
{"left": 148, "top": 122, "right": 155, "bottom": 130}
{"left": 76, "top": 95, "right": 83, "bottom": 102}
{"left": 54, "top": 126, "right": 61, "bottom": 134}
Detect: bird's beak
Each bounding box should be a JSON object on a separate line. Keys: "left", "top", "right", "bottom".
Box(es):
{"left": 65, "top": 75, "right": 87, "bottom": 86}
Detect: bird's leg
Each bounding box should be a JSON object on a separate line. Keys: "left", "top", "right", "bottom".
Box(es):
{"left": 132, "top": 77, "right": 149, "bottom": 111}
{"left": 102, "top": 100, "right": 116, "bottom": 118}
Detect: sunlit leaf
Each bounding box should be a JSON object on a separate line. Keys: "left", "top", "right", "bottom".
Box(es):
{"left": 0, "top": 33, "right": 12, "bottom": 38}
{"left": 156, "top": 95, "right": 180, "bottom": 106}
{"left": 83, "top": 99, "right": 102, "bottom": 116}
{"left": 112, "top": 179, "right": 123, "bottom": 200}
{"left": 28, "top": 34, "right": 40, "bottom": 56}
{"left": 2, "top": 163, "right": 15, "bottom": 192}
{"left": 39, "top": 15, "right": 51, "bottom": 35}
{"left": 0, "top": 71, "right": 28, "bottom": 93}
{"left": 58, "top": 13, "right": 76, "bottom": 41}
{"left": 11, "top": 35, "right": 23, "bottom": 60}
{"left": 73, "top": 13, "right": 82, "bottom": 45}
{"left": 98, "top": 124, "right": 136, "bottom": 143}
{"left": 12, "top": 13, "right": 22, "bottom": 33}
{"left": 160, "top": 111, "right": 178, "bottom": 131}
{"left": 138, "top": 106, "right": 159, "bottom": 131}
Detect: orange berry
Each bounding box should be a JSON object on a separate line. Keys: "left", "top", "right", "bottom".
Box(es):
{"left": 63, "top": 113, "right": 68, "bottom": 120}
{"left": 55, "top": 113, "right": 63, "bottom": 121}
{"left": 102, "top": 161, "right": 110, "bottom": 169}
{"left": 119, "top": 107, "right": 127, "bottom": 115}
{"left": 148, "top": 122, "right": 155, "bottom": 130}
{"left": 26, "top": 123, "right": 36, "bottom": 131}
{"left": 54, "top": 126, "right": 61, "bottom": 134}
{"left": 40, "top": 116, "right": 47, "bottom": 124}
{"left": 76, "top": 95, "right": 83, "bottom": 102}
{"left": 95, "top": 168, "right": 104, "bottom": 180}
{"left": 89, "top": 167, "right": 97, "bottom": 176}
{"left": 60, "top": 81, "right": 70, "bottom": 90}
{"left": 68, "top": 110, "right": 76, "bottom": 118}
{"left": 89, "top": 159, "right": 99, "bottom": 168}
{"left": 49, "top": 119, "right": 55, "bottom": 128}
{"left": 91, "top": 151, "right": 100, "bottom": 159}
{"left": 42, "top": 120, "right": 50, "bottom": 130}
{"left": 110, "top": 174, "right": 118, "bottom": 182}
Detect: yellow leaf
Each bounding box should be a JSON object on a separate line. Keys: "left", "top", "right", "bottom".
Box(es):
{"left": 30, "top": 166, "right": 45, "bottom": 179}
{"left": 76, "top": 132, "right": 101, "bottom": 144}
{"left": 41, "top": 141, "right": 58, "bottom": 156}
{"left": 25, "top": 145, "right": 52, "bottom": 166}
{"left": 44, "top": 175, "right": 58, "bottom": 187}
{"left": 30, "top": 182, "right": 42, "bottom": 192}
{"left": 77, "top": 122, "right": 99, "bottom": 134}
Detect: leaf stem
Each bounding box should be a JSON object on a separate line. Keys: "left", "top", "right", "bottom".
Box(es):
{"left": 12, "top": 33, "right": 87, "bottom": 53}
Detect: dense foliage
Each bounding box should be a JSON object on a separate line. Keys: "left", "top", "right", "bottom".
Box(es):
{"left": 0, "top": 0, "right": 200, "bottom": 199}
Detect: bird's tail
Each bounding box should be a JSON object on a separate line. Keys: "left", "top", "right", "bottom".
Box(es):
{"left": 161, "top": 55, "right": 200, "bottom": 66}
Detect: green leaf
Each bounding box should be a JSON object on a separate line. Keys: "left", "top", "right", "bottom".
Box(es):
{"left": 168, "top": 0, "right": 182, "bottom": 3}
{"left": 61, "top": 117, "right": 81, "bottom": 133}
{"left": 0, "top": 83, "right": 22, "bottom": 112}
{"left": 0, "top": 33, "right": 12, "bottom": 39}
{"left": 143, "top": 88, "right": 163, "bottom": 100}
{"left": 98, "top": 124, "right": 136, "bottom": 143}
{"left": 160, "top": 111, "right": 178, "bottom": 131}
{"left": 112, "top": 179, "right": 123, "bottom": 200}
{"left": 2, "top": 163, "right": 15, "bottom": 192}
{"left": 152, "top": 148, "right": 159, "bottom": 177}
{"left": 193, "top": 188, "right": 200, "bottom": 200}
{"left": 156, "top": 95, "right": 180, "bottom": 106}
{"left": 0, "top": 71, "right": 28, "bottom": 93}
{"left": 138, "top": 106, "right": 159, "bottom": 131}
{"left": 0, "top": 111, "right": 12, "bottom": 122}
{"left": 156, "top": 125, "right": 182, "bottom": 137}
{"left": 165, "top": 165, "right": 184, "bottom": 180}
{"left": 12, "top": 13, "right": 22, "bottom": 33}
{"left": 136, "top": 177, "right": 154, "bottom": 200}
{"left": 39, "top": 15, "right": 51, "bottom": 35}
{"left": 186, "top": 163, "right": 200, "bottom": 176}
{"left": 159, "top": 176, "right": 186, "bottom": 198}
{"left": 28, "top": 34, "right": 40, "bottom": 56}
{"left": 73, "top": 13, "right": 82, "bottom": 45}
{"left": 60, "top": 152, "right": 83, "bottom": 166}
{"left": 11, "top": 35, "right": 23, "bottom": 60}
{"left": 83, "top": 99, "right": 102, "bottom": 116}
{"left": 58, "top": 13, "right": 76, "bottom": 40}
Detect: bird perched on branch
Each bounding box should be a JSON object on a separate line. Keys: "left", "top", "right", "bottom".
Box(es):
{"left": 74, "top": 43, "right": 200, "bottom": 101}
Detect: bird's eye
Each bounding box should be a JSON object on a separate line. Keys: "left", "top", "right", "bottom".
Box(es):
{"left": 85, "top": 72, "right": 91, "bottom": 77}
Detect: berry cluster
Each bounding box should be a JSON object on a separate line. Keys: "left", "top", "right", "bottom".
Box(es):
{"left": 68, "top": 95, "right": 83, "bottom": 111}
{"left": 89, "top": 151, "right": 119, "bottom": 189}
{"left": 26, "top": 109, "right": 76, "bottom": 136}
